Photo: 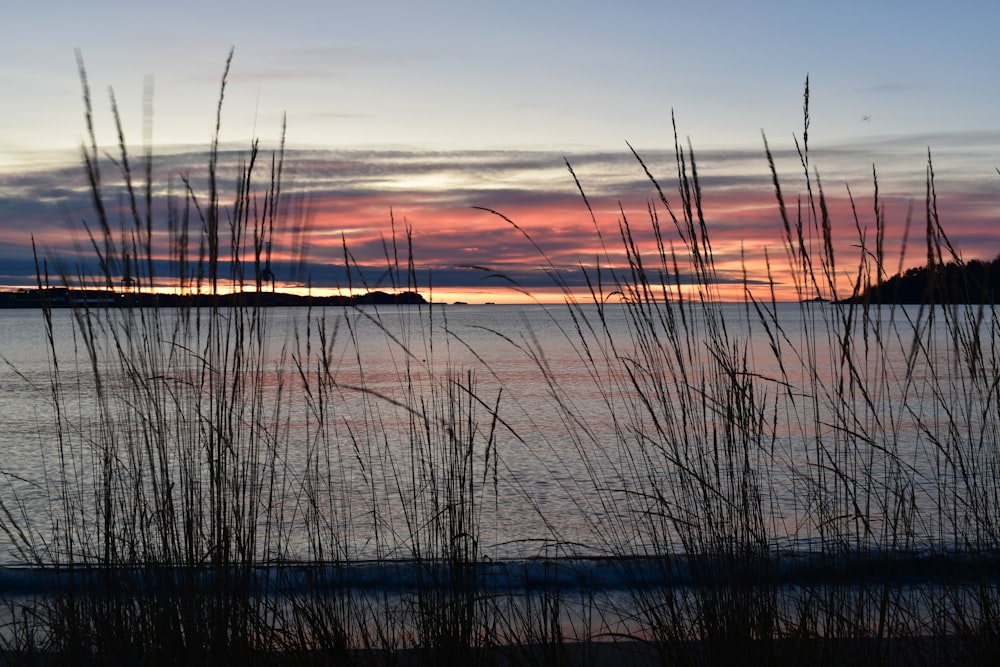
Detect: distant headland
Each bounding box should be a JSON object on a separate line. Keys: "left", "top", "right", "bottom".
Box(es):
{"left": 841, "top": 256, "right": 1000, "bottom": 305}
{"left": 0, "top": 287, "right": 428, "bottom": 309}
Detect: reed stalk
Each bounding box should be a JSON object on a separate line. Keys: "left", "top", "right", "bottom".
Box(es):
{"left": 0, "top": 65, "right": 998, "bottom": 666}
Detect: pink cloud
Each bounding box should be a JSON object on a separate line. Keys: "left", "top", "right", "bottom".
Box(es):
{"left": 3, "top": 141, "right": 998, "bottom": 302}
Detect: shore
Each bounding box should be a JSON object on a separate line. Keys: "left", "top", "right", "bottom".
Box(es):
{"left": 2, "top": 636, "right": 992, "bottom": 666}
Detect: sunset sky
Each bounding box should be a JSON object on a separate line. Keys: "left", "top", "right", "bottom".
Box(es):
{"left": 2, "top": 0, "right": 998, "bottom": 303}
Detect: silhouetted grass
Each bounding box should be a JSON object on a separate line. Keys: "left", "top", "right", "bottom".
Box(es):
{"left": 0, "top": 64, "right": 998, "bottom": 666}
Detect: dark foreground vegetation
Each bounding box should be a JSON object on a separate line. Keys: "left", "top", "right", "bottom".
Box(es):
{"left": 1, "top": 61, "right": 999, "bottom": 665}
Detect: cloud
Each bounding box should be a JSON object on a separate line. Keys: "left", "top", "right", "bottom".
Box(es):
{"left": 2, "top": 134, "right": 998, "bottom": 299}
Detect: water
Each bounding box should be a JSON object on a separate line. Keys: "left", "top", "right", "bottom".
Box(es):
{"left": 0, "top": 301, "right": 997, "bottom": 569}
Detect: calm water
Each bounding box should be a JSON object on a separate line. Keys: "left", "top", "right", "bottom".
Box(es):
{"left": 0, "top": 302, "right": 996, "bottom": 567}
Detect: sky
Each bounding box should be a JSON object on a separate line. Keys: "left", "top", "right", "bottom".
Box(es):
{"left": 1, "top": 0, "right": 998, "bottom": 303}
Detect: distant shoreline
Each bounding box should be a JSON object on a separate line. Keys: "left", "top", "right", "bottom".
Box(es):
{"left": 0, "top": 287, "right": 428, "bottom": 309}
